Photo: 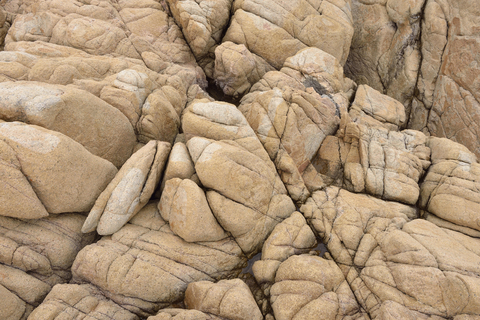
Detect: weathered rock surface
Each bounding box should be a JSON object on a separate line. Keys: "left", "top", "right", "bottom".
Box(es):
{"left": 420, "top": 137, "right": 480, "bottom": 237}
{"left": 412, "top": 0, "right": 480, "bottom": 159}
{"left": 0, "top": 121, "right": 117, "bottom": 217}
{"left": 82, "top": 140, "right": 171, "bottom": 236}
{"left": 302, "top": 187, "right": 480, "bottom": 319}
{"left": 182, "top": 100, "right": 296, "bottom": 256}
{"left": 73, "top": 203, "right": 246, "bottom": 317}
{"left": 271, "top": 255, "right": 366, "bottom": 320}
{"left": 184, "top": 279, "right": 263, "bottom": 320}
{"left": 345, "top": 0, "right": 424, "bottom": 112}
{"left": 0, "top": 81, "right": 136, "bottom": 167}
{"left": 0, "top": 214, "right": 95, "bottom": 320}
{"left": 28, "top": 284, "right": 139, "bottom": 320}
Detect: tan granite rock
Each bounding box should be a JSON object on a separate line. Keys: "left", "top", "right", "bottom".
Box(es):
{"left": 343, "top": 123, "right": 430, "bottom": 204}
{"left": 413, "top": 0, "right": 480, "bottom": 158}
{"left": 166, "top": 0, "right": 234, "bottom": 76}
{"left": 0, "top": 213, "right": 95, "bottom": 319}
{"left": 27, "top": 284, "right": 138, "bottom": 320}
{"left": 420, "top": 137, "right": 480, "bottom": 237}
{"left": 160, "top": 138, "right": 198, "bottom": 191}
{"left": 185, "top": 279, "right": 263, "bottom": 320}
{"left": 0, "top": 81, "right": 136, "bottom": 167}
{"left": 159, "top": 178, "right": 228, "bottom": 242}
{"left": 148, "top": 309, "right": 221, "bottom": 319}
{"left": 0, "top": 121, "right": 117, "bottom": 216}
{"left": 270, "top": 255, "right": 366, "bottom": 320}
{"left": 73, "top": 203, "right": 246, "bottom": 317}
{"left": 82, "top": 140, "right": 171, "bottom": 235}
{"left": 302, "top": 187, "right": 480, "bottom": 319}
{"left": 345, "top": 0, "right": 424, "bottom": 112}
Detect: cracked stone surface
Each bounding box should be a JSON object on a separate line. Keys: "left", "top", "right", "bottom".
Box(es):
{"left": 0, "top": 0, "right": 480, "bottom": 319}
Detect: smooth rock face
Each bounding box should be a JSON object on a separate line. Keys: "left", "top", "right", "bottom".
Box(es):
{"left": 0, "top": 81, "right": 136, "bottom": 167}
{"left": 0, "top": 122, "right": 117, "bottom": 216}
{"left": 82, "top": 140, "right": 171, "bottom": 236}
{"left": 73, "top": 203, "right": 246, "bottom": 317}
{"left": 0, "top": 214, "right": 95, "bottom": 319}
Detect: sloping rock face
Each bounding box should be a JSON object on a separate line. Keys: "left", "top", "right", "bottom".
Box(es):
{"left": 1, "top": 0, "right": 480, "bottom": 319}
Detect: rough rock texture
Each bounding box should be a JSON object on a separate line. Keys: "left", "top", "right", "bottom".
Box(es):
{"left": 0, "top": 121, "right": 117, "bottom": 217}
{"left": 343, "top": 122, "right": 431, "bottom": 205}
{"left": 412, "top": 0, "right": 480, "bottom": 159}
{"left": 0, "top": 214, "right": 95, "bottom": 319}
{"left": 72, "top": 203, "right": 246, "bottom": 317}
{"left": 82, "top": 140, "right": 171, "bottom": 236}
{"left": 270, "top": 255, "right": 366, "bottom": 320}
{"left": 166, "top": 0, "right": 234, "bottom": 76}
{"left": 27, "top": 284, "right": 139, "bottom": 320}
{"left": 148, "top": 309, "right": 222, "bottom": 319}
{"left": 345, "top": 0, "right": 424, "bottom": 113}
{"left": 420, "top": 137, "right": 480, "bottom": 237}
{"left": 182, "top": 100, "right": 296, "bottom": 256}
{"left": 184, "top": 279, "right": 263, "bottom": 320}
{"left": 302, "top": 187, "right": 480, "bottom": 319}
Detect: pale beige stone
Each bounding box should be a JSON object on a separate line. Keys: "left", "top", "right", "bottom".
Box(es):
{"left": 159, "top": 178, "right": 228, "bottom": 242}
{"left": 28, "top": 284, "right": 138, "bottom": 320}
{"left": 185, "top": 279, "right": 262, "bottom": 320}
{"left": 73, "top": 203, "right": 246, "bottom": 317}
{"left": 0, "top": 122, "right": 117, "bottom": 215}
{"left": 160, "top": 139, "right": 197, "bottom": 191}
{"left": 148, "top": 309, "right": 220, "bottom": 320}
{"left": 82, "top": 140, "right": 171, "bottom": 235}
{"left": 270, "top": 255, "right": 365, "bottom": 320}
{"left": 0, "top": 81, "right": 136, "bottom": 167}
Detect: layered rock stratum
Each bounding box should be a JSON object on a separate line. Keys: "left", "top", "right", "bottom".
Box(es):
{"left": 0, "top": 0, "right": 479, "bottom": 319}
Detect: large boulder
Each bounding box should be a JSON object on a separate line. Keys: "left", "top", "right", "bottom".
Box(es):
{"left": 0, "top": 122, "right": 117, "bottom": 217}
{"left": 0, "top": 214, "right": 95, "bottom": 319}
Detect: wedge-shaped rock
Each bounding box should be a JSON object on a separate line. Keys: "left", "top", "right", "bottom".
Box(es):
{"left": 213, "top": 41, "right": 275, "bottom": 97}
{"left": 345, "top": 0, "right": 423, "bottom": 111}
{"left": 240, "top": 86, "right": 341, "bottom": 202}
{"left": 0, "top": 214, "right": 95, "bottom": 319}
{"left": 0, "top": 122, "right": 117, "bottom": 216}
{"left": 183, "top": 100, "right": 295, "bottom": 256}
{"left": 270, "top": 255, "right": 365, "bottom": 320}
{"left": 349, "top": 84, "right": 406, "bottom": 131}
{"left": 82, "top": 140, "right": 171, "bottom": 235}
{"left": 167, "top": 0, "right": 234, "bottom": 76}
{"left": 253, "top": 212, "right": 317, "bottom": 290}
{"left": 28, "top": 284, "right": 138, "bottom": 320}
{"left": 73, "top": 203, "right": 246, "bottom": 317}
{"left": 420, "top": 137, "right": 480, "bottom": 237}
{"left": 159, "top": 178, "right": 227, "bottom": 242}
{"left": 343, "top": 123, "right": 430, "bottom": 204}
{"left": 223, "top": 0, "right": 353, "bottom": 69}
{"left": 184, "top": 279, "right": 263, "bottom": 320}
{"left": 0, "top": 81, "right": 136, "bottom": 167}
{"left": 302, "top": 187, "right": 480, "bottom": 319}
{"left": 160, "top": 138, "right": 197, "bottom": 191}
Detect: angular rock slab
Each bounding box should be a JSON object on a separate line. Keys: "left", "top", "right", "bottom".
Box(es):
{"left": 82, "top": 140, "right": 171, "bottom": 235}
{"left": 343, "top": 123, "right": 431, "bottom": 205}
{"left": 73, "top": 203, "right": 246, "bottom": 317}
{"left": 27, "top": 284, "right": 139, "bottom": 320}
{"left": 270, "top": 255, "right": 365, "bottom": 320}
{"left": 240, "top": 86, "right": 341, "bottom": 202}
{"left": 0, "top": 81, "right": 136, "bottom": 167}
{"left": 302, "top": 187, "right": 480, "bottom": 319}
{"left": 182, "top": 100, "right": 296, "bottom": 256}
{"left": 185, "top": 279, "right": 263, "bottom": 320}
{"left": 0, "top": 121, "right": 117, "bottom": 216}
{"left": 420, "top": 137, "right": 480, "bottom": 237}
{"left": 0, "top": 213, "right": 95, "bottom": 320}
